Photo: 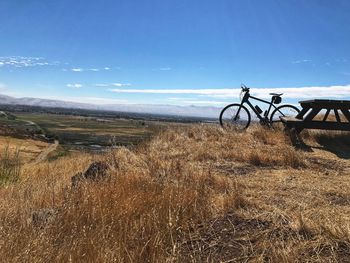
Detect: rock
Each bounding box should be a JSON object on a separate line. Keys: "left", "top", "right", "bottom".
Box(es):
{"left": 32, "top": 208, "right": 57, "bottom": 228}
{"left": 71, "top": 161, "right": 110, "bottom": 188}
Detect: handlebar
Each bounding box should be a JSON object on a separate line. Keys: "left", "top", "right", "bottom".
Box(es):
{"left": 241, "top": 84, "right": 250, "bottom": 92}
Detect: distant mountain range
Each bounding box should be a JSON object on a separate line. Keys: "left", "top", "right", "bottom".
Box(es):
{"left": 0, "top": 94, "right": 221, "bottom": 118}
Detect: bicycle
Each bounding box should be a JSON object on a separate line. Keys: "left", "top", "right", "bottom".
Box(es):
{"left": 219, "top": 85, "right": 300, "bottom": 129}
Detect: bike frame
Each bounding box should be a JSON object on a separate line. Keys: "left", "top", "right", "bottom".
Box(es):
{"left": 238, "top": 91, "right": 279, "bottom": 121}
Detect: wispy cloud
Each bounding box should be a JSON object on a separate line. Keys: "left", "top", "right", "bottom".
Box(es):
{"left": 67, "top": 83, "right": 83, "bottom": 89}
{"left": 95, "top": 83, "right": 131, "bottom": 87}
{"left": 336, "top": 58, "right": 348, "bottom": 63}
{"left": 0, "top": 56, "right": 58, "bottom": 68}
{"left": 37, "top": 95, "right": 128, "bottom": 105}
{"left": 109, "top": 84, "right": 350, "bottom": 99}
{"left": 167, "top": 98, "right": 227, "bottom": 105}
{"left": 159, "top": 67, "right": 172, "bottom": 71}
{"left": 71, "top": 68, "right": 83, "bottom": 72}
{"left": 292, "top": 59, "right": 311, "bottom": 64}
{"left": 112, "top": 83, "right": 131, "bottom": 87}
{"left": 70, "top": 67, "right": 113, "bottom": 72}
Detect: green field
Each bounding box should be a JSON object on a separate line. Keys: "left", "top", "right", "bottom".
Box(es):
{"left": 4, "top": 113, "right": 159, "bottom": 150}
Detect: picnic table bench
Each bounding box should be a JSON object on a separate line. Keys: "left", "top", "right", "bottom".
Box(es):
{"left": 280, "top": 99, "right": 350, "bottom": 146}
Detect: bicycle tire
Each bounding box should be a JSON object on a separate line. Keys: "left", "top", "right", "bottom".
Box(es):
{"left": 219, "top": 104, "right": 251, "bottom": 130}
{"left": 270, "top": 104, "right": 300, "bottom": 128}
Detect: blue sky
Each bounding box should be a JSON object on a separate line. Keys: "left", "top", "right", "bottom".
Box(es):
{"left": 0, "top": 0, "right": 349, "bottom": 106}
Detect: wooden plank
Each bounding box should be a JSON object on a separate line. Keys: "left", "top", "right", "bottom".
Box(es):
{"left": 280, "top": 116, "right": 303, "bottom": 123}
{"left": 300, "top": 99, "right": 350, "bottom": 108}
{"left": 282, "top": 100, "right": 350, "bottom": 133}
{"left": 283, "top": 120, "right": 350, "bottom": 131}
{"left": 341, "top": 109, "right": 350, "bottom": 122}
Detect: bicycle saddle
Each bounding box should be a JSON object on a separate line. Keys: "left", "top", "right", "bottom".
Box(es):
{"left": 269, "top": 93, "right": 283, "bottom": 96}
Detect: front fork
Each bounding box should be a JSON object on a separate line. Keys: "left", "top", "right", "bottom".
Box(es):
{"left": 233, "top": 103, "right": 244, "bottom": 121}
{"left": 233, "top": 92, "right": 249, "bottom": 120}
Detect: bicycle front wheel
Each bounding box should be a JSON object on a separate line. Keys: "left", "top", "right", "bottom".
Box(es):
{"left": 270, "top": 104, "right": 300, "bottom": 128}
{"left": 219, "top": 104, "right": 251, "bottom": 130}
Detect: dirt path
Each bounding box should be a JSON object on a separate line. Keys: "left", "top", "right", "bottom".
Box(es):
{"left": 33, "top": 140, "right": 59, "bottom": 164}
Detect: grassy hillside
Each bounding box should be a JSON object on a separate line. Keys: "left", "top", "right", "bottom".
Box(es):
{"left": 0, "top": 136, "right": 51, "bottom": 163}
{"left": 0, "top": 125, "right": 349, "bottom": 262}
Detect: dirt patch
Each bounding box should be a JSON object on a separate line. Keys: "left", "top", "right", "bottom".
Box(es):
{"left": 215, "top": 163, "right": 257, "bottom": 176}
{"left": 324, "top": 192, "right": 350, "bottom": 206}
{"left": 299, "top": 241, "right": 350, "bottom": 262}
{"left": 178, "top": 212, "right": 350, "bottom": 262}
{"left": 307, "top": 156, "right": 344, "bottom": 173}
{"left": 179, "top": 213, "right": 271, "bottom": 262}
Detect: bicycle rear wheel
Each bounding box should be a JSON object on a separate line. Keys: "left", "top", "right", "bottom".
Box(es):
{"left": 270, "top": 104, "right": 300, "bottom": 129}
{"left": 219, "top": 104, "right": 251, "bottom": 130}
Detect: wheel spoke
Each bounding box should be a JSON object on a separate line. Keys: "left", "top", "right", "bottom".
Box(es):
{"left": 270, "top": 105, "right": 300, "bottom": 129}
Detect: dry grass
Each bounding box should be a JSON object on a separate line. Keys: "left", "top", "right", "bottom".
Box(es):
{"left": 0, "top": 136, "right": 50, "bottom": 163}
{"left": 0, "top": 146, "right": 21, "bottom": 185}
{"left": 0, "top": 124, "right": 350, "bottom": 262}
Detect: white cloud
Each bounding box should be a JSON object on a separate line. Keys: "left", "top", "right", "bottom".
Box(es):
{"left": 95, "top": 84, "right": 110, "bottom": 87}
{"left": 95, "top": 83, "right": 132, "bottom": 87}
{"left": 112, "top": 83, "right": 131, "bottom": 87}
{"left": 37, "top": 95, "right": 128, "bottom": 105}
{"left": 336, "top": 58, "right": 348, "bottom": 63}
{"left": 67, "top": 83, "right": 83, "bottom": 89}
{"left": 70, "top": 67, "right": 113, "bottom": 72}
{"left": 0, "top": 56, "right": 58, "bottom": 68}
{"left": 159, "top": 67, "right": 172, "bottom": 71}
{"left": 109, "top": 84, "right": 350, "bottom": 99}
{"left": 292, "top": 59, "right": 311, "bottom": 64}
{"left": 109, "top": 88, "right": 219, "bottom": 94}
{"left": 167, "top": 98, "right": 227, "bottom": 105}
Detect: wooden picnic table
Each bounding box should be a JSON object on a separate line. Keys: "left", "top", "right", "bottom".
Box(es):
{"left": 281, "top": 99, "right": 350, "bottom": 133}
{"left": 280, "top": 99, "right": 350, "bottom": 147}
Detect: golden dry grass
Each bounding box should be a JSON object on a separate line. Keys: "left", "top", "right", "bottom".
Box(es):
{"left": 0, "top": 125, "right": 350, "bottom": 262}
{"left": 0, "top": 136, "right": 50, "bottom": 163}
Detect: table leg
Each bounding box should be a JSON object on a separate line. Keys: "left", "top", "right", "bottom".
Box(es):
{"left": 304, "top": 108, "right": 321, "bottom": 121}
{"left": 296, "top": 106, "right": 310, "bottom": 119}
{"left": 334, "top": 109, "right": 341, "bottom": 123}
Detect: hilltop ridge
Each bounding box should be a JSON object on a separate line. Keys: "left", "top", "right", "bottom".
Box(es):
{"left": 0, "top": 125, "right": 350, "bottom": 262}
